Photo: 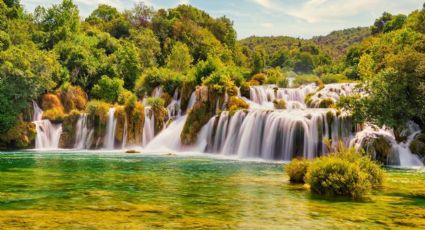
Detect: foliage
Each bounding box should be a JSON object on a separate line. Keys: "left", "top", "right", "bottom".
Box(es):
{"left": 58, "top": 83, "right": 88, "bottom": 112}
{"left": 85, "top": 100, "right": 111, "bottom": 124}
{"left": 91, "top": 75, "right": 124, "bottom": 103}
{"left": 285, "top": 159, "right": 310, "bottom": 183}
{"left": 321, "top": 73, "right": 348, "bottom": 84}
{"left": 264, "top": 68, "right": 288, "bottom": 87}
{"left": 292, "top": 74, "right": 322, "bottom": 87}
{"left": 166, "top": 42, "right": 193, "bottom": 72}
{"left": 305, "top": 147, "right": 384, "bottom": 198}
{"left": 135, "top": 67, "right": 184, "bottom": 97}
{"left": 0, "top": 44, "right": 59, "bottom": 133}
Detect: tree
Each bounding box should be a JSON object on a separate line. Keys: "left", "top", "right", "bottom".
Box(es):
{"left": 34, "top": 0, "right": 80, "bottom": 49}
{"left": 90, "top": 75, "right": 124, "bottom": 103}
{"left": 124, "top": 2, "right": 155, "bottom": 28}
{"left": 114, "top": 41, "right": 141, "bottom": 90}
{"left": 0, "top": 44, "right": 60, "bottom": 132}
{"left": 166, "top": 42, "right": 192, "bottom": 72}
{"left": 86, "top": 4, "right": 119, "bottom": 22}
{"left": 252, "top": 48, "right": 266, "bottom": 74}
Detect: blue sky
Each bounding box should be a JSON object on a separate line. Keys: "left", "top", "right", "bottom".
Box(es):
{"left": 21, "top": 0, "right": 423, "bottom": 39}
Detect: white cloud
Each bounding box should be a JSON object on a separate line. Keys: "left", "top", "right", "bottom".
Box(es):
{"left": 260, "top": 22, "right": 273, "bottom": 28}
{"left": 252, "top": 0, "right": 274, "bottom": 9}
{"left": 179, "top": 0, "right": 190, "bottom": 5}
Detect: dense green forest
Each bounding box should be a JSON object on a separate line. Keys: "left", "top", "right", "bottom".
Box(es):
{"left": 0, "top": 0, "right": 425, "bottom": 150}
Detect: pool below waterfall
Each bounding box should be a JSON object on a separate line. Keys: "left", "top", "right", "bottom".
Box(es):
{"left": 0, "top": 151, "right": 424, "bottom": 229}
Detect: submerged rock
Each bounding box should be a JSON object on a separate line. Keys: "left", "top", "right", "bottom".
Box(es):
{"left": 126, "top": 150, "right": 140, "bottom": 154}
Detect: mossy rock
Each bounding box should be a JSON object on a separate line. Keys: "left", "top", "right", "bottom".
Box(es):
{"left": 59, "top": 110, "right": 81, "bottom": 148}
{"left": 240, "top": 82, "right": 250, "bottom": 99}
{"left": 126, "top": 102, "right": 145, "bottom": 145}
{"left": 410, "top": 139, "right": 425, "bottom": 158}
{"left": 114, "top": 106, "right": 127, "bottom": 144}
{"left": 85, "top": 100, "right": 111, "bottom": 148}
{"left": 273, "top": 99, "right": 286, "bottom": 109}
{"left": 228, "top": 96, "right": 249, "bottom": 114}
{"left": 318, "top": 98, "right": 336, "bottom": 108}
{"left": 180, "top": 82, "right": 196, "bottom": 112}
{"left": 58, "top": 84, "right": 88, "bottom": 112}
{"left": 181, "top": 101, "right": 214, "bottom": 145}
{"left": 41, "top": 93, "right": 64, "bottom": 111}
{"left": 365, "top": 136, "right": 392, "bottom": 164}
{"left": 0, "top": 121, "right": 36, "bottom": 149}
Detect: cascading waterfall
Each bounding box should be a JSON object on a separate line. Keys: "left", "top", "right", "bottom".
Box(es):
{"left": 250, "top": 84, "right": 316, "bottom": 104}
{"left": 187, "top": 92, "right": 197, "bottom": 111}
{"left": 350, "top": 122, "right": 424, "bottom": 167}
{"left": 142, "top": 107, "right": 155, "bottom": 146}
{"left": 32, "top": 101, "right": 63, "bottom": 149}
{"left": 74, "top": 114, "right": 93, "bottom": 149}
{"left": 202, "top": 109, "right": 354, "bottom": 160}
{"left": 29, "top": 81, "right": 424, "bottom": 167}
{"left": 103, "top": 108, "right": 117, "bottom": 149}
{"left": 167, "top": 89, "right": 182, "bottom": 119}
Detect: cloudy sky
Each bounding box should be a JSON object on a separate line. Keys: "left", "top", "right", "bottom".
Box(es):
{"left": 21, "top": 0, "right": 423, "bottom": 39}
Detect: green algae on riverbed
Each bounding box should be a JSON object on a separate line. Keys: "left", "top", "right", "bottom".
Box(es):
{"left": 0, "top": 152, "right": 424, "bottom": 229}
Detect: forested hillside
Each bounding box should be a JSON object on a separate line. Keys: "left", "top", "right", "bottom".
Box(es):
{"left": 0, "top": 0, "right": 425, "bottom": 153}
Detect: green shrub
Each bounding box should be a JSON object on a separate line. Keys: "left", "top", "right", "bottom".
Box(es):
{"left": 135, "top": 67, "right": 184, "bottom": 97}
{"left": 321, "top": 73, "right": 348, "bottom": 84}
{"left": 42, "top": 108, "right": 66, "bottom": 123}
{"left": 306, "top": 157, "right": 371, "bottom": 199}
{"left": 118, "top": 90, "right": 137, "bottom": 108}
{"left": 285, "top": 159, "right": 310, "bottom": 183}
{"left": 305, "top": 147, "right": 385, "bottom": 198}
{"left": 292, "top": 74, "right": 322, "bottom": 87}
{"left": 264, "top": 68, "right": 288, "bottom": 87}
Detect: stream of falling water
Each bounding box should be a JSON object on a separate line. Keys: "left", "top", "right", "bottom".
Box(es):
{"left": 30, "top": 83, "right": 424, "bottom": 167}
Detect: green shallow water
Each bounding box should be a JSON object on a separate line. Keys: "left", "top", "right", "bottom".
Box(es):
{"left": 0, "top": 151, "right": 424, "bottom": 229}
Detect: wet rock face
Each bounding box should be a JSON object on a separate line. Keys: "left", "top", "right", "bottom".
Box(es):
{"left": 59, "top": 111, "right": 81, "bottom": 148}
{"left": 369, "top": 136, "right": 393, "bottom": 164}
{"left": 410, "top": 133, "right": 425, "bottom": 159}
{"left": 196, "top": 86, "right": 209, "bottom": 102}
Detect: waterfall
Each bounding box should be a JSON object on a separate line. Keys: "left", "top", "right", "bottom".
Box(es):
{"left": 248, "top": 84, "right": 317, "bottom": 109}
{"left": 308, "top": 83, "right": 356, "bottom": 108}
{"left": 187, "top": 92, "right": 197, "bottom": 111}
{"left": 103, "top": 108, "right": 117, "bottom": 149}
{"left": 142, "top": 107, "right": 155, "bottom": 146}
{"left": 350, "top": 122, "right": 424, "bottom": 167}
{"left": 145, "top": 115, "right": 187, "bottom": 152}
{"left": 122, "top": 116, "right": 128, "bottom": 149}
{"left": 167, "top": 89, "right": 181, "bottom": 119}
{"left": 32, "top": 101, "right": 63, "bottom": 149}
{"left": 202, "top": 109, "right": 354, "bottom": 160}
{"left": 74, "top": 114, "right": 93, "bottom": 149}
